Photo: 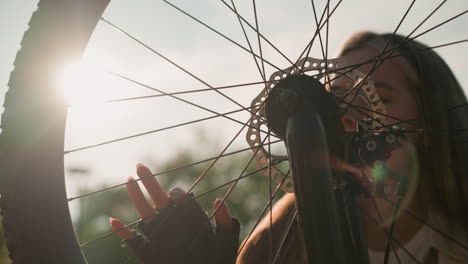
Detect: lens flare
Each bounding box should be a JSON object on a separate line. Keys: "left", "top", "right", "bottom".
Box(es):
{"left": 58, "top": 60, "right": 109, "bottom": 106}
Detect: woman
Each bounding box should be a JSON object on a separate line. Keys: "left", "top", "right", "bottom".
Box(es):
{"left": 110, "top": 32, "right": 468, "bottom": 263}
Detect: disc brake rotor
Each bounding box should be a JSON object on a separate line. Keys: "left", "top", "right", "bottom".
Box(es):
{"left": 246, "top": 57, "right": 389, "bottom": 193}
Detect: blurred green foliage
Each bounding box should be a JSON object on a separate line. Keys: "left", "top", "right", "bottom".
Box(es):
{"left": 0, "top": 131, "right": 289, "bottom": 263}
{"left": 0, "top": 216, "right": 11, "bottom": 264}
{"left": 75, "top": 146, "right": 289, "bottom": 263}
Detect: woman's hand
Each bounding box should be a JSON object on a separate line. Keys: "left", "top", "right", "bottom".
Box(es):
{"left": 109, "top": 163, "right": 240, "bottom": 264}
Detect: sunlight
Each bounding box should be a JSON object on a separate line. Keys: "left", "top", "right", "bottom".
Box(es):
{"left": 58, "top": 60, "right": 110, "bottom": 106}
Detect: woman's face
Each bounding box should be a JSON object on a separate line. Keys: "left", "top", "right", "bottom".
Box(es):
{"left": 330, "top": 47, "right": 420, "bottom": 175}
{"left": 329, "top": 47, "right": 425, "bottom": 247}
{"left": 330, "top": 47, "right": 419, "bottom": 133}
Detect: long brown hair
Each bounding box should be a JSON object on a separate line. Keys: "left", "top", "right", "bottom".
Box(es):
{"left": 338, "top": 31, "right": 468, "bottom": 240}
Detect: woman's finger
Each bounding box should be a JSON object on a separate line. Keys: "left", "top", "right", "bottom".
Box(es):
{"left": 126, "top": 176, "right": 157, "bottom": 224}
{"left": 136, "top": 163, "right": 170, "bottom": 209}
{"left": 213, "top": 198, "right": 233, "bottom": 231}
{"left": 109, "top": 217, "right": 135, "bottom": 241}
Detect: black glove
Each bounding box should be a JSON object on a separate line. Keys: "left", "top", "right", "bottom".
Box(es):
{"left": 124, "top": 192, "right": 240, "bottom": 264}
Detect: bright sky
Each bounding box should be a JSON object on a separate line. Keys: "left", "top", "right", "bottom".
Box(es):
{"left": 0, "top": 0, "right": 467, "bottom": 199}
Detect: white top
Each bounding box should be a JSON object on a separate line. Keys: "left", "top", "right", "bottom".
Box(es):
{"left": 367, "top": 224, "right": 468, "bottom": 263}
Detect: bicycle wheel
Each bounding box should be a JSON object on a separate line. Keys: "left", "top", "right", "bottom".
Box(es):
{"left": 1, "top": 0, "right": 467, "bottom": 263}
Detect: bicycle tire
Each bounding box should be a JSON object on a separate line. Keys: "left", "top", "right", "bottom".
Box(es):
{"left": 0, "top": 1, "right": 109, "bottom": 263}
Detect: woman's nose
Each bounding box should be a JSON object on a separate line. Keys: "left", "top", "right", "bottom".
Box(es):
{"left": 341, "top": 115, "right": 358, "bottom": 132}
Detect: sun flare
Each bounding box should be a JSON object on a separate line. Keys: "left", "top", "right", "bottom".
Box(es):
{"left": 58, "top": 60, "right": 110, "bottom": 106}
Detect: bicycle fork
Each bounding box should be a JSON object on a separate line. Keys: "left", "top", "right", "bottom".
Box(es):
{"left": 264, "top": 75, "right": 370, "bottom": 264}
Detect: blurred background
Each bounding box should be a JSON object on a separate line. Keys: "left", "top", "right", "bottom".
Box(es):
{"left": 0, "top": 0, "right": 467, "bottom": 263}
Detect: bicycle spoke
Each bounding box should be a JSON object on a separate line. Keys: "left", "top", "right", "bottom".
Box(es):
{"left": 218, "top": 0, "right": 301, "bottom": 72}
{"left": 237, "top": 170, "right": 291, "bottom": 256}
{"left": 186, "top": 105, "right": 262, "bottom": 193}
{"left": 343, "top": 0, "right": 417, "bottom": 101}
{"left": 193, "top": 160, "right": 288, "bottom": 199}
{"left": 340, "top": 102, "right": 418, "bottom": 128}
{"left": 383, "top": 39, "right": 468, "bottom": 63}
{"left": 252, "top": 0, "right": 267, "bottom": 85}
{"left": 180, "top": 162, "right": 289, "bottom": 262}
{"left": 325, "top": 0, "right": 330, "bottom": 61}
{"left": 407, "top": 0, "right": 447, "bottom": 38}
{"left": 396, "top": 128, "right": 468, "bottom": 145}
{"left": 328, "top": 2, "right": 464, "bottom": 112}
{"left": 371, "top": 198, "right": 402, "bottom": 264}
{"left": 343, "top": 97, "right": 468, "bottom": 132}
{"left": 100, "top": 18, "right": 265, "bottom": 121}
{"left": 329, "top": 97, "right": 395, "bottom": 132}
{"left": 382, "top": 198, "right": 468, "bottom": 252}
{"left": 324, "top": 0, "right": 331, "bottom": 87}
{"left": 383, "top": 197, "right": 403, "bottom": 264}
{"left": 210, "top": 130, "right": 272, "bottom": 220}
{"left": 362, "top": 211, "right": 422, "bottom": 264}
{"left": 348, "top": 127, "right": 468, "bottom": 146}
{"left": 109, "top": 70, "right": 266, "bottom": 122}
{"left": 389, "top": 102, "right": 468, "bottom": 128}
{"left": 410, "top": 10, "right": 467, "bottom": 44}
{"left": 81, "top": 217, "right": 142, "bottom": 248}
{"left": 340, "top": 0, "right": 417, "bottom": 112}
{"left": 184, "top": 161, "right": 289, "bottom": 262}
{"left": 64, "top": 105, "right": 264, "bottom": 155}
{"left": 162, "top": 0, "right": 287, "bottom": 75}
{"left": 339, "top": 13, "right": 467, "bottom": 81}
{"left": 90, "top": 79, "right": 272, "bottom": 105}
{"left": 230, "top": 0, "right": 265, "bottom": 81}
{"left": 322, "top": 37, "right": 466, "bottom": 92}
{"left": 299, "top": 0, "right": 343, "bottom": 68}
{"left": 186, "top": 83, "right": 283, "bottom": 194}
{"left": 251, "top": 3, "right": 271, "bottom": 260}
{"left": 272, "top": 210, "right": 298, "bottom": 264}
{"left": 333, "top": 10, "right": 467, "bottom": 107}
{"left": 322, "top": 39, "right": 468, "bottom": 120}
{"left": 67, "top": 139, "right": 282, "bottom": 202}
{"left": 109, "top": 68, "right": 271, "bottom": 124}
{"left": 325, "top": 40, "right": 467, "bottom": 132}
{"left": 123, "top": 255, "right": 134, "bottom": 264}
{"left": 79, "top": 160, "right": 288, "bottom": 248}
{"left": 309, "top": 0, "right": 329, "bottom": 66}
{"left": 308, "top": 0, "right": 332, "bottom": 83}
{"left": 400, "top": 128, "right": 468, "bottom": 133}
{"left": 268, "top": 130, "right": 273, "bottom": 263}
